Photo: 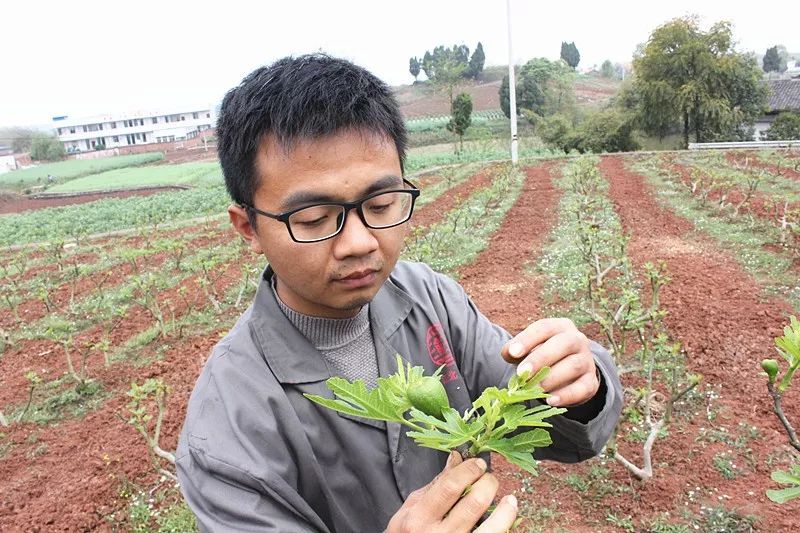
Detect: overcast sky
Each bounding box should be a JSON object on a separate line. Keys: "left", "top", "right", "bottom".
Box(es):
{"left": 1, "top": 0, "right": 797, "bottom": 129}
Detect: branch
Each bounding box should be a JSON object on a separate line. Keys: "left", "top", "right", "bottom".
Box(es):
{"left": 767, "top": 381, "right": 800, "bottom": 453}
{"left": 614, "top": 418, "right": 664, "bottom": 481}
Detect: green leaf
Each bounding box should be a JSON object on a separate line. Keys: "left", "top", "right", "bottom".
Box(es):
{"left": 766, "top": 486, "right": 800, "bottom": 504}
{"left": 304, "top": 377, "right": 408, "bottom": 424}
{"left": 488, "top": 403, "right": 568, "bottom": 440}
{"left": 771, "top": 469, "right": 800, "bottom": 486}
{"left": 406, "top": 408, "right": 484, "bottom": 452}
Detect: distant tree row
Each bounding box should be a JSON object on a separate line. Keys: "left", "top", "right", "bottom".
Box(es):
{"left": 0, "top": 127, "right": 64, "bottom": 161}
{"left": 408, "top": 42, "right": 485, "bottom": 85}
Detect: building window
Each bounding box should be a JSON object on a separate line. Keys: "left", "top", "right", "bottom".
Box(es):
{"left": 57, "top": 128, "right": 62, "bottom": 135}
{"left": 83, "top": 125, "right": 87, "bottom": 132}
{"left": 141, "top": 133, "right": 146, "bottom": 142}
{"left": 192, "top": 112, "right": 199, "bottom": 119}
{"left": 152, "top": 117, "right": 158, "bottom": 124}
{"left": 70, "top": 127, "right": 75, "bottom": 134}
{"left": 111, "top": 122, "right": 117, "bottom": 129}
{"left": 113, "top": 136, "right": 119, "bottom": 142}
{"left": 206, "top": 113, "right": 210, "bottom": 118}
{"left": 99, "top": 123, "right": 103, "bottom": 130}
{"left": 136, "top": 133, "right": 141, "bottom": 140}
{"left": 181, "top": 116, "right": 185, "bottom": 121}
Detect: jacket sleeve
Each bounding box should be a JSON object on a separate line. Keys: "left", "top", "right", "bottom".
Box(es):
{"left": 177, "top": 449, "right": 326, "bottom": 533}
{"left": 435, "top": 271, "right": 623, "bottom": 462}
{"left": 176, "top": 357, "right": 331, "bottom": 533}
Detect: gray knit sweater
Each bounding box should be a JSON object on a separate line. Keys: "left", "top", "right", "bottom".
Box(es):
{"left": 271, "top": 278, "right": 380, "bottom": 388}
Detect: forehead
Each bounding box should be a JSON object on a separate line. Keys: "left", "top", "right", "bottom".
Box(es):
{"left": 253, "top": 129, "right": 402, "bottom": 204}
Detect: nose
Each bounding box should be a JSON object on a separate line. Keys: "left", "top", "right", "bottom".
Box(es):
{"left": 331, "top": 208, "right": 379, "bottom": 259}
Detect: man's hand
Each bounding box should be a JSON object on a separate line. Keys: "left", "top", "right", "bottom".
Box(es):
{"left": 501, "top": 318, "right": 599, "bottom": 408}
{"left": 387, "top": 452, "right": 518, "bottom": 532}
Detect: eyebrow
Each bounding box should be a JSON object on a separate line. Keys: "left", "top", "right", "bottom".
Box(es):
{"left": 279, "top": 175, "right": 404, "bottom": 211}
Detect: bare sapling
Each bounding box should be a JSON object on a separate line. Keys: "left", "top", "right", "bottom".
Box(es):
{"left": 16, "top": 371, "right": 42, "bottom": 423}
{"left": 126, "top": 378, "right": 177, "bottom": 481}
{"left": 613, "top": 264, "right": 700, "bottom": 481}
{"left": 760, "top": 316, "right": 800, "bottom": 503}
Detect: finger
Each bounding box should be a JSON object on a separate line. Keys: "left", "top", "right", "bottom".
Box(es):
{"left": 501, "top": 318, "right": 576, "bottom": 364}
{"left": 441, "top": 472, "right": 499, "bottom": 532}
{"left": 515, "top": 331, "right": 587, "bottom": 377}
{"left": 537, "top": 352, "right": 593, "bottom": 392}
{"left": 418, "top": 458, "right": 489, "bottom": 523}
{"left": 474, "top": 495, "right": 519, "bottom": 533}
{"left": 547, "top": 370, "right": 601, "bottom": 407}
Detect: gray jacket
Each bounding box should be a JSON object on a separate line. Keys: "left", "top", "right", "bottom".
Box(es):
{"left": 176, "top": 261, "right": 622, "bottom": 533}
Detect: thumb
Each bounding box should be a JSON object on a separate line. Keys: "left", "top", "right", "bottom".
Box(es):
{"left": 444, "top": 450, "right": 463, "bottom": 471}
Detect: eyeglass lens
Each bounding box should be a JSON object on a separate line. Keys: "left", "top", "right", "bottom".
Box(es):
{"left": 287, "top": 191, "right": 414, "bottom": 242}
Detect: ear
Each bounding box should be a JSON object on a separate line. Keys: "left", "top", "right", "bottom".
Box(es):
{"left": 228, "top": 204, "right": 264, "bottom": 254}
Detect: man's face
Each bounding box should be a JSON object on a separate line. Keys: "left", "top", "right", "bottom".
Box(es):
{"left": 228, "top": 129, "right": 409, "bottom": 318}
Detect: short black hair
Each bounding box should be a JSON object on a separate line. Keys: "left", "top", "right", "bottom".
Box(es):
{"left": 217, "top": 54, "right": 407, "bottom": 222}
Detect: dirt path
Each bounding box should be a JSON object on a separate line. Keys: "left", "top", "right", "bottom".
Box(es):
{"left": 457, "top": 161, "right": 560, "bottom": 334}
{"left": 598, "top": 155, "right": 798, "bottom": 531}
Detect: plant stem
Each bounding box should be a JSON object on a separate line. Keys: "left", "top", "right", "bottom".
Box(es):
{"left": 767, "top": 381, "right": 800, "bottom": 452}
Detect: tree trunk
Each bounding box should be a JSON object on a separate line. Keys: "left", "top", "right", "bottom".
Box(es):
{"left": 683, "top": 112, "right": 690, "bottom": 149}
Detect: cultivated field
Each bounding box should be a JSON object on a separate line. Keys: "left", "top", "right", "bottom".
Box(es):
{"left": 1, "top": 149, "right": 800, "bottom": 530}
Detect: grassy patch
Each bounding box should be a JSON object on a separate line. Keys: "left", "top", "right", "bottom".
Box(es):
{"left": 533, "top": 156, "right": 624, "bottom": 324}
{"left": 47, "top": 162, "right": 222, "bottom": 193}
{"left": 9, "top": 378, "right": 106, "bottom": 425}
{"left": 0, "top": 153, "right": 164, "bottom": 191}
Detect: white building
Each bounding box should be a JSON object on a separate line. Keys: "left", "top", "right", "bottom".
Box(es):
{"left": 52, "top": 108, "right": 214, "bottom": 153}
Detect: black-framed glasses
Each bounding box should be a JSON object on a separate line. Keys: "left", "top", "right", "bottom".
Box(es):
{"left": 244, "top": 178, "right": 421, "bottom": 243}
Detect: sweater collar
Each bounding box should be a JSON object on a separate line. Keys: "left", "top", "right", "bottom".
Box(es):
{"left": 250, "top": 265, "right": 413, "bottom": 384}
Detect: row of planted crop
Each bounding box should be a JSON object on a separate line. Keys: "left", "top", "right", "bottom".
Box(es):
{"left": 534, "top": 155, "right": 698, "bottom": 481}
{"left": 633, "top": 154, "right": 800, "bottom": 311}
{"left": 0, "top": 164, "right": 505, "bottom": 425}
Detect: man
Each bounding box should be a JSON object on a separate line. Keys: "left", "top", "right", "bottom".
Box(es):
{"left": 177, "top": 54, "right": 622, "bottom": 532}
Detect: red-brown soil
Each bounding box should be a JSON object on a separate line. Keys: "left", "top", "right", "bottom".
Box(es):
{"left": 594, "top": 156, "right": 798, "bottom": 531}
{"left": 0, "top": 242, "right": 254, "bottom": 530}
{"left": 0, "top": 187, "right": 189, "bottom": 215}
{"left": 410, "top": 166, "right": 496, "bottom": 230}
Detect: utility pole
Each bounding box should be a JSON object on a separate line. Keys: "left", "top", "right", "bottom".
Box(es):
{"left": 506, "top": 0, "right": 518, "bottom": 165}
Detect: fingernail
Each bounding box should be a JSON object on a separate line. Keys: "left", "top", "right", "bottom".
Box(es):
{"left": 446, "top": 451, "right": 457, "bottom": 467}
{"left": 516, "top": 362, "right": 532, "bottom": 376}
{"left": 509, "top": 342, "right": 523, "bottom": 358}
{"left": 506, "top": 495, "right": 518, "bottom": 508}
{"left": 476, "top": 458, "right": 487, "bottom": 471}
{"left": 546, "top": 395, "right": 561, "bottom": 406}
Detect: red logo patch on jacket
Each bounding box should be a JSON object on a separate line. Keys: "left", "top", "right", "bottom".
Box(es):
{"left": 426, "top": 323, "right": 457, "bottom": 383}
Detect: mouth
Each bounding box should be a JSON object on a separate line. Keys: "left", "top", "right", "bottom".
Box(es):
{"left": 335, "top": 268, "right": 380, "bottom": 288}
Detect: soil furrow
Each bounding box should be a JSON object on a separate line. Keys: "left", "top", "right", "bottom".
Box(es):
{"left": 599, "top": 155, "right": 798, "bottom": 531}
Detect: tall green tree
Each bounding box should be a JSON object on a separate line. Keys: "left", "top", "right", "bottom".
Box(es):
{"left": 425, "top": 45, "right": 469, "bottom": 103}
{"left": 600, "top": 60, "right": 616, "bottom": 78}
{"left": 764, "top": 46, "right": 782, "bottom": 73}
{"left": 500, "top": 58, "right": 575, "bottom": 119}
{"left": 409, "top": 57, "right": 421, "bottom": 81}
{"left": 765, "top": 112, "right": 800, "bottom": 140}
{"left": 30, "top": 135, "right": 65, "bottom": 161}
{"left": 560, "top": 42, "right": 580, "bottom": 69}
{"left": 632, "top": 16, "right": 767, "bottom": 147}
{"left": 446, "top": 93, "right": 473, "bottom": 152}
{"left": 468, "top": 42, "right": 486, "bottom": 79}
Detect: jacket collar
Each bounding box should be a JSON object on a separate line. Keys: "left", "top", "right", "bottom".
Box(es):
{"left": 249, "top": 265, "right": 413, "bottom": 384}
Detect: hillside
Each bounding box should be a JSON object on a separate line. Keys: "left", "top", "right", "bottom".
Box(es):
{"left": 394, "top": 68, "right": 621, "bottom": 118}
